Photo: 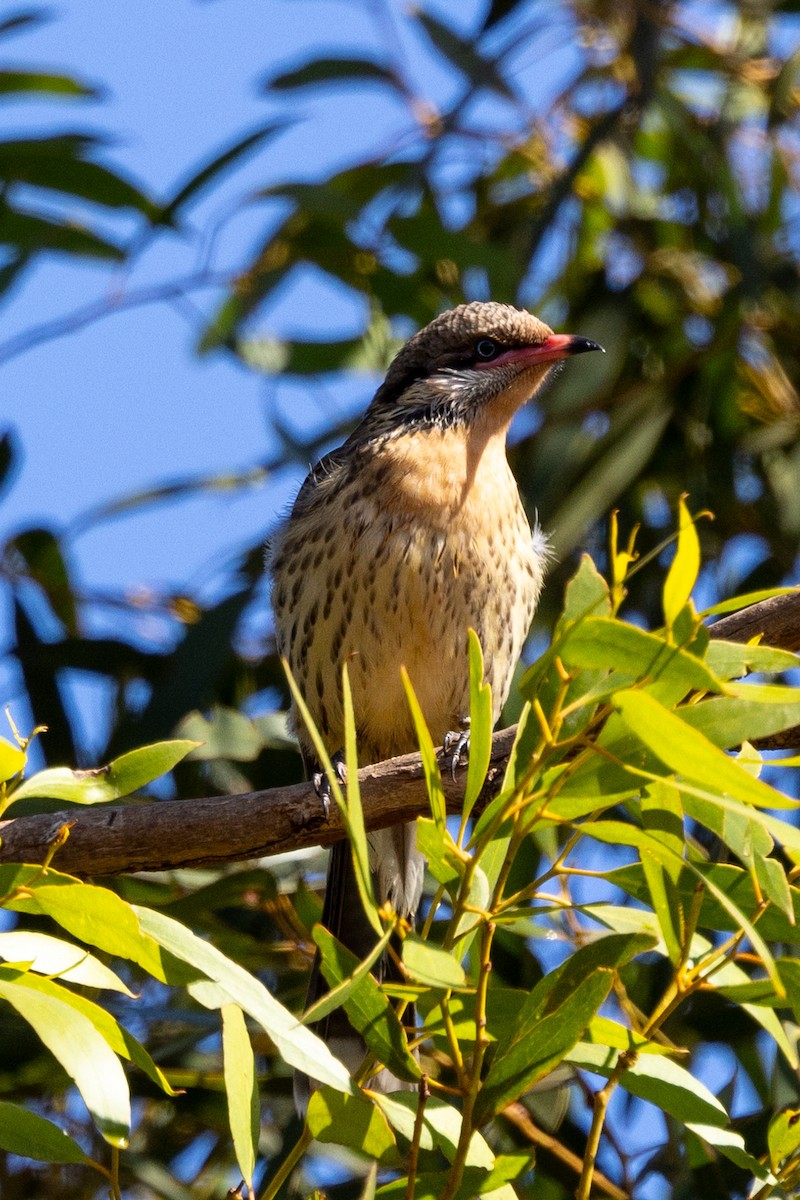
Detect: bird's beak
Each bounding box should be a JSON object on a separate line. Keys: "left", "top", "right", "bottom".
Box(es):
{"left": 532, "top": 334, "right": 605, "bottom": 361}
{"left": 476, "top": 334, "right": 605, "bottom": 371}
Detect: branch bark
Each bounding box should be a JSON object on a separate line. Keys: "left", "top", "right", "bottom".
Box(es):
{"left": 0, "top": 590, "right": 797, "bottom": 878}
{"left": 0, "top": 729, "right": 518, "bottom": 878}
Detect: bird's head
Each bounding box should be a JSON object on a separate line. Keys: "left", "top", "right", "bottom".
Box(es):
{"left": 368, "top": 301, "right": 603, "bottom": 435}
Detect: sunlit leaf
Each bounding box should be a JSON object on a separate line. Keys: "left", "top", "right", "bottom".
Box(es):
{"left": 663, "top": 496, "right": 701, "bottom": 629}
{"left": 0, "top": 930, "right": 134, "bottom": 993}
{"left": 307, "top": 1087, "right": 399, "bottom": 1164}
{"left": 402, "top": 933, "right": 465, "bottom": 989}
{"left": 221, "top": 1004, "right": 258, "bottom": 1192}
{"left": 402, "top": 667, "right": 446, "bottom": 831}
{"left": 136, "top": 906, "right": 355, "bottom": 1094}
{"left": 613, "top": 688, "right": 797, "bottom": 810}
{"left": 0, "top": 972, "right": 130, "bottom": 1145}
{"left": 464, "top": 628, "right": 493, "bottom": 818}
{"left": 0, "top": 737, "right": 25, "bottom": 783}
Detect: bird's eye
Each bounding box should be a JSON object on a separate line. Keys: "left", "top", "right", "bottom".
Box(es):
{"left": 475, "top": 338, "right": 500, "bottom": 360}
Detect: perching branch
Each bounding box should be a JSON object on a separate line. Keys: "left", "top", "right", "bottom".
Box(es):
{"left": 0, "top": 590, "right": 798, "bottom": 878}
{"left": 0, "top": 728, "right": 519, "bottom": 877}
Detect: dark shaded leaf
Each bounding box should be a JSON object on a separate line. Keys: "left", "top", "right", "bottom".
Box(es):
{"left": 0, "top": 199, "right": 124, "bottom": 259}
{"left": 158, "top": 121, "right": 291, "bottom": 225}
{"left": 0, "top": 137, "right": 156, "bottom": 216}
{"left": 0, "top": 428, "right": 19, "bottom": 501}
{"left": 266, "top": 57, "right": 401, "bottom": 93}
{"left": 8, "top": 526, "right": 77, "bottom": 633}
{"left": 0, "top": 70, "right": 97, "bottom": 97}
{"left": 13, "top": 596, "right": 76, "bottom": 765}
{"left": 416, "top": 12, "right": 515, "bottom": 99}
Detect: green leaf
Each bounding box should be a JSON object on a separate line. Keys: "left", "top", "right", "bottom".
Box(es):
{"left": 416, "top": 817, "right": 462, "bottom": 892}
{"left": 374, "top": 1094, "right": 520, "bottom": 1197}
{"left": 7, "top": 527, "right": 77, "bottom": 634}
{"left": 681, "top": 683, "right": 800, "bottom": 749}
{"left": 307, "top": 1087, "right": 400, "bottom": 1164}
{"left": 106, "top": 739, "right": 202, "bottom": 794}
{"left": 0, "top": 930, "right": 134, "bottom": 993}
{"left": 267, "top": 56, "right": 401, "bottom": 92}
{"left": 16, "top": 882, "right": 169, "bottom": 981}
{"left": 0, "top": 737, "right": 25, "bottom": 783}
{"left": 477, "top": 933, "right": 654, "bottom": 1120}
{"left": 585, "top": 820, "right": 783, "bottom": 991}
{"left": 402, "top": 667, "right": 446, "bottom": 831}
{"left": 560, "top": 617, "right": 724, "bottom": 694}
{"left": 342, "top": 663, "right": 380, "bottom": 929}
{"left": 416, "top": 12, "right": 515, "bottom": 100}
{"left": 178, "top": 706, "right": 265, "bottom": 761}
{"left": 640, "top": 782, "right": 685, "bottom": 962}
{"left": 0, "top": 137, "right": 156, "bottom": 216}
{"left": 570, "top": 1042, "right": 769, "bottom": 1178}
{"left": 314, "top": 925, "right": 420, "bottom": 1083}
{"left": 563, "top": 553, "right": 614, "bottom": 621}
{"left": 136, "top": 906, "right": 355, "bottom": 1094}
{"left": 0, "top": 964, "right": 176, "bottom": 1094}
{"left": 0, "top": 199, "right": 124, "bottom": 259}
{"left": 402, "top": 933, "right": 466, "bottom": 989}
{"left": 500, "top": 701, "right": 539, "bottom": 792}
{"left": 710, "top": 957, "right": 798, "bottom": 1069}
{"left": 158, "top": 121, "right": 290, "bottom": 224}
{"left": 613, "top": 688, "right": 798, "bottom": 810}
{"left": 10, "top": 738, "right": 199, "bottom": 804}
{"left": 700, "top": 588, "right": 798, "bottom": 618}
{"left": 464, "top": 629, "right": 493, "bottom": 818}
{"left": 0, "top": 69, "right": 97, "bottom": 97}
{"left": 663, "top": 497, "right": 701, "bottom": 628}
{"left": 285, "top": 658, "right": 380, "bottom": 937}
{"left": 221, "top": 1004, "right": 259, "bottom": 1192}
{"left": 0, "top": 974, "right": 130, "bottom": 1145}
{"left": 569, "top": 1040, "right": 727, "bottom": 1125}
{"left": 304, "top": 923, "right": 395, "bottom": 1026}
{"left": 768, "top": 1106, "right": 800, "bottom": 1170}
{"left": 705, "top": 640, "right": 800, "bottom": 679}
{"left": 0, "top": 1100, "right": 89, "bottom": 1163}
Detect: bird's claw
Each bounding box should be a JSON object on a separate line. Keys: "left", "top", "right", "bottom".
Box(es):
{"left": 442, "top": 719, "right": 470, "bottom": 782}
{"left": 312, "top": 751, "right": 347, "bottom": 821}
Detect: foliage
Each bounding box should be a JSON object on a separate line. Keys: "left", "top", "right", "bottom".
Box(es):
{"left": 1, "top": 2, "right": 800, "bottom": 1198}
{"left": 3, "top": 519, "right": 800, "bottom": 1197}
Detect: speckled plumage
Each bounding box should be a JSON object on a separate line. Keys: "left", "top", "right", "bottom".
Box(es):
{"left": 271, "top": 301, "right": 601, "bottom": 1097}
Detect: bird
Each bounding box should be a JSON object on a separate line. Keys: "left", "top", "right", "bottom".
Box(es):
{"left": 269, "top": 300, "right": 603, "bottom": 1102}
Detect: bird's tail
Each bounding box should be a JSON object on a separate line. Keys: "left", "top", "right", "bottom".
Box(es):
{"left": 294, "top": 832, "right": 419, "bottom": 1112}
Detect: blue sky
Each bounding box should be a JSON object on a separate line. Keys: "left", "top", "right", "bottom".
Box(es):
{"left": 0, "top": 0, "right": 577, "bottom": 751}
{"left": 1, "top": 0, "right": 584, "bottom": 603}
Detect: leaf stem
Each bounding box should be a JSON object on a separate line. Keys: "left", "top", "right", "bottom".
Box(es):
{"left": 258, "top": 1126, "right": 312, "bottom": 1200}
{"left": 406, "top": 1073, "right": 430, "bottom": 1200}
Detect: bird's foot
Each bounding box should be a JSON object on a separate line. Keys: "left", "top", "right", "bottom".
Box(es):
{"left": 442, "top": 718, "right": 470, "bottom": 781}
{"left": 312, "top": 751, "right": 347, "bottom": 821}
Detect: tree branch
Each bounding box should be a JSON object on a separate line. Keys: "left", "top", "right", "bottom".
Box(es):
{"left": 0, "top": 729, "right": 518, "bottom": 877}
{"left": 0, "top": 590, "right": 797, "bottom": 877}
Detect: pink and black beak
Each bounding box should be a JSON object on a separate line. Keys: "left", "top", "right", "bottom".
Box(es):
{"left": 475, "top": 334, "right": 604, "bottom": 371}
{"left": 530, "top": 333, "right": 605, "bottom": 362}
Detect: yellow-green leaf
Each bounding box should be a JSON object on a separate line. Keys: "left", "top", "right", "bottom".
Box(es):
{"left": 221, "top": 1004, "right": 258, "bottom": 1192}
{"left": 613, "top": 689, "right": 798, "bottom": 811}
{"left": 663, "top": 496, "right": 701, "bottom": 629}
{"left": 402, "top": 667, "right": 446, "bottom": 830}
{"left": 0, "top": 975, "right": 130, "bottom": 1145}
{"left": 0, "top": 738, "right": 25, "bottom": 784}
{"left": 464, "top": 628, "right": 492, "bottom": 817}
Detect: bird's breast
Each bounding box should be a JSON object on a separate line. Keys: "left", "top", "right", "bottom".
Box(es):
{"left": 272, "top": 423, "right": 546, "bottom": 763}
